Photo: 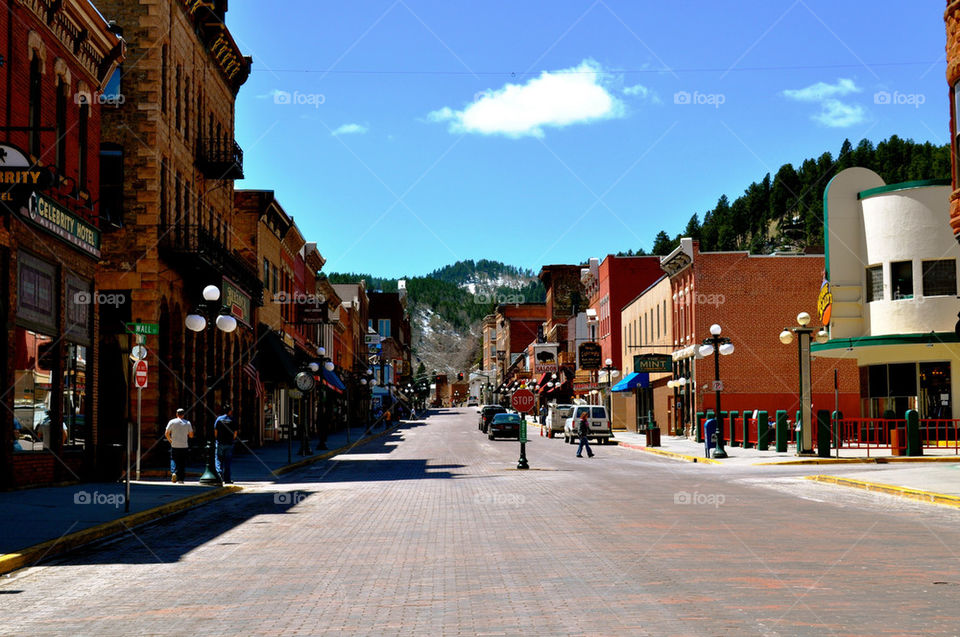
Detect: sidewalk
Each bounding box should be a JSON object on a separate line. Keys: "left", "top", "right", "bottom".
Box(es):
{"left": 609, "top": 429, "right": 960, "bottom": 465}
{"left": 0, "top": 419, "right": 404, "bottom": 575}
{"left": 609, "top": 428, "right": 960, "bottom": 509}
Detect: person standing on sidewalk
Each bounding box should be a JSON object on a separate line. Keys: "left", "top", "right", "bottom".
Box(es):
{"left": 165, "top": 408, "right": 194, "bottom": 483}
{"left": 214, "top": 405, "right": 238, "bottom": 484}
{"left": 576, "top": 410, "right": 594, "bottom": 458}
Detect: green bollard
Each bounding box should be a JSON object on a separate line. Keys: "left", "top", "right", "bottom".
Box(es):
{"left": 905, "top": 409, "right": 923, "bottom": 457}
{"left": 776, "top": 410, "right": 788, "bottom": 452}
{"left": 741, "top": 411, "right": 751, "bottom": 449}
{"left": 817, "top": 410, "right": 831, "bottom": 458}
{"left": 832, "top": 410, "right": 843, "bottom": 449}
{"left": 719, "top": 411, "right": 728, "bottom": 446}
{"left": 696, "top": 411, "right": 705, "bottom": 443}
{"left": 795, "top": 410, "right": 802, "bottom": 448}
{"left": 757, "top": 410, "right": 769, "bottom": 451}
{"left": 729, "top": 411, "right": 739, "bottom": 446}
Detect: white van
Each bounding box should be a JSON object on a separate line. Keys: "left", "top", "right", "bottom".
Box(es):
{"left": 544, "top": 403, "right": 574, "bottom": 438}
{"left": 564, "top": 405, "right": 612, "bottom": 444}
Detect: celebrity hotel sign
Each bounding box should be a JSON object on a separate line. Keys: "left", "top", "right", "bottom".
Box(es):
{"left": 23, "top": 193, "right": 101, "bottom": 258}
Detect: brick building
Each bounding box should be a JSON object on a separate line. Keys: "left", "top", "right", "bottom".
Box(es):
{"left": 1, "top": 0, "right": 123, "bottom": 487}
{"left": 946, "top": 1, "right": 960, "bottom": 238}
{"left": 492, "top": 302, "right": 546, "bottom": 388}
{"left": 368, "top": 288, "right": 412, "bottom": 410}
{"left": 661, "top": 239, "right": 859, "bottom": 438}
{"left": 332, "top": 281, "right": 372, "bottom": 425}
{"left": 94, "top": 0, "right": 259, "bottom": 465}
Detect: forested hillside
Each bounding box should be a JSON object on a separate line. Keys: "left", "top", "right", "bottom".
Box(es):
{"left": 629, "top": 136, "right": 950, "bottom": 256}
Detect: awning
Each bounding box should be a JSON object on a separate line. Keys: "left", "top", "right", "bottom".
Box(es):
{"left": 321, "top": 368, "right": 346, "bottom": 394}
{"left": 254, "top": 329, "right": 298, "bottom": 385}
{"left": 611, "top": 372, "right": 649, "bottom": 392}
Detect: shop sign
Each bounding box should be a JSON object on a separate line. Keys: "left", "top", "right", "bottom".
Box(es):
{"left": 22, "top": 193, "right": 100, "bottom": 258}
{"left": 573, "top": 381, "right": 599, "bottom": 392}
{"left": 222, "top": 277, "right": 251, "bottom": 326}
{"left": 633, "top": 354, "right": 672, "bottom": 373}
{"left": 579, "top": 342, "right": 602, "bottom": 370}
{"left": 0, "top": 144, "right": 53, "bottom": 212}
{"left": 533, "top": 343, "right": 558, "bottom": 373}
{"left": 817, "top": 279, "right": 832, "bottom": 326}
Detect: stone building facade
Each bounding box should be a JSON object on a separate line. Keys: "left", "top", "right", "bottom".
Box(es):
{"left": 94, "top": 0, "right": 258, "bottom": 464}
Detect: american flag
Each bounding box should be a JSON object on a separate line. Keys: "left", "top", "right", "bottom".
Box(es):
{"left": 243, "top": 361, "right": 264, "bottom": 400}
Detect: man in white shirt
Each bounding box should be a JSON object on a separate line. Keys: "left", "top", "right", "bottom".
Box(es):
{"left": 165, "top": 408, "right": 194, "bottom": 483}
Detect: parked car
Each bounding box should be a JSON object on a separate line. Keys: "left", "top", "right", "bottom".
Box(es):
{"left": 544, "top": 403, "right": 574, "bottom": 438}
{"left": 488, "top": 413, "right": 521, "bottom": 440}
{"left": 564, "top": 405, "right": 612, "bottom": 444}
{"left": 478, "top": 405, "right": 507, "bottom": 433}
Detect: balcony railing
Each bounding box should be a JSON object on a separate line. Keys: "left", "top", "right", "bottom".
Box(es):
{"left": 159, "top": 224, "right": 262, "bottom": 305}
{"left": 196, "top": 137, "right": 244, "bottom": 180}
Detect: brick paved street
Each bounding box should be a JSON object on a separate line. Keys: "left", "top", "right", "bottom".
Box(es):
{"left": 2, "top": 408, "right": 960, "bottom": 636}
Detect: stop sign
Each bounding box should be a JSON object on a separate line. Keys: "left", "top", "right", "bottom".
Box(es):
{"left": 511, "top": 388, "right": 535, "bottom": 413}
{"left": 134, "top": 359, "right": 148, "bottom": 389}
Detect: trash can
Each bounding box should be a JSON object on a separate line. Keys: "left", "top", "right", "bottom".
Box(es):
{"left": 890, "top": 428, "right": 906, "bottom": 456}
{"left": 703, "top": 418, "right": 717, "bottom": 458}
{"left": 645, "top": 426, "right": 661, "bottom": 447}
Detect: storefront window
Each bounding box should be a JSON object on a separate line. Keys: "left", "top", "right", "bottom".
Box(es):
{"left": 919, "top": 362, "right": 952, "bottom": 419}
{"left": 13, "top": 328, "right": 54, "bottom": 452}
{"left": 63, "top": 343, "right": 88, "bottom": 450}
{"left": 861, "top": 362, "right": 919, "bottom": 419}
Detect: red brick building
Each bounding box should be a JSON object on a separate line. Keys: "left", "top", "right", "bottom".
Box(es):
{"left": 493, "top": 302, "right": 546, "bottom": 385}
{"left": 662, "top": 239, "right": 859, "bottom": 437}
{"left": 1, "top": 0, "right": 123, "bottom": 487}
{"left": 581, "top": 254, "right": 664, "bottom": 369}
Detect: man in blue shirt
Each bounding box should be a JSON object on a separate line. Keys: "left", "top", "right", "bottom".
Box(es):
{"left": 214, "top": 405, "right": 238, "bottom": 484}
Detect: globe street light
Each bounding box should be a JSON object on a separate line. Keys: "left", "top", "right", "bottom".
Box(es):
{"left": 185, "top": 283, "right": 239, "bottom": 485}
{"left": 779, "top": 312, "right": 828, "bottom": 455}
{"left": 700, "top": 323, "right": 735, "bottom": 459}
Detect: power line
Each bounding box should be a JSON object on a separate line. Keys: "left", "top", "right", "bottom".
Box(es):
{"left": 261, "top": 61, "right": 942, "bottom": 76}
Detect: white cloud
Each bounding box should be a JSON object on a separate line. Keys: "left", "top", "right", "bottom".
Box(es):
{"left": 623, "top": 83, "right": 650, "bottom": 98}
{"left": 332, "top": 123, "right": 368, "bottom": 136}
{"left": 813, "top": 100, "right": 866, "bottom": 128}
{"left": 782, "top": 78, "right": 865, "bottom": 127}
{"left": 428, "top": 59, "right": 625, "bottom": 138}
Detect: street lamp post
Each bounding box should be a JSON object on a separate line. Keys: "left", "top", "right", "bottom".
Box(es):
{"left": 185, "top": 284, "right": 238, "bottom": 485}
{"left": 699, "top": 323, "right": 735, "bottom": 459}
{"left": 603, "top": 358, "right": 618, "bottom": 426}
{"left": 779, "top": 312, "right": 829, "bottom": 455}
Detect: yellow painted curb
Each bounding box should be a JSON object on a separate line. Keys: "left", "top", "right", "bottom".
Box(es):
{"left": 273, "top": 424, "right": 401, "bottom": 475}
{"left": 0, "top": 485, "right": 241, "bottom": 576}
{"left": 617, "top": 441, "right": 721, "bottom": 465}
{"left": 806, "top": 475, "right": 960, "bottom": 508}
{"left": 758, "top": 455, "right": 960, "bottom": 466}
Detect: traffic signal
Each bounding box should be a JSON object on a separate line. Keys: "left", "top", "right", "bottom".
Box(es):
{"left": 457, "top": 372, "right": 463, "bottom": 381}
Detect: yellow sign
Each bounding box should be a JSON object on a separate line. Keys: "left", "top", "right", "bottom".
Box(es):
{"left": 817, "top": 280, "right": 833, "bottom": 326}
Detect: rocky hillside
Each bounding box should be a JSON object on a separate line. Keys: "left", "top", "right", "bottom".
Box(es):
{"left": 329, "top": 260, "right": 545, "bottom": 377}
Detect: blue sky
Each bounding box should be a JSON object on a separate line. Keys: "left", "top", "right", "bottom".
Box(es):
{"left": 229, "top": 1, "right": 948, "bottom": 279}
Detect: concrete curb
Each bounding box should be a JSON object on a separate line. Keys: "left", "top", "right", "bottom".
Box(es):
{"left": 614, "top": 440, "right": 721, "bottom": 465}
{"left": 806, "top": 475, "right": 960, "bottom": 508}
{"left": 272, "top": 423, "right": 402, "bottom": 476}
{"left": 0, "top": 485, "right": 241, "bottom": 576}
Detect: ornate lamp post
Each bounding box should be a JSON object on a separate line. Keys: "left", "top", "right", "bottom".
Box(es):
{"left": 779, "top": 312, "right": 829, "bottom": 455}
{"left": 185, "top": 284, "right": 238, "bottom": 485}
{"left": 699, "top": 323, "right": 735, "bottom": 459}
